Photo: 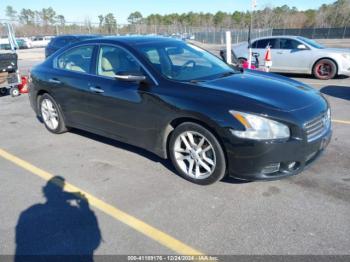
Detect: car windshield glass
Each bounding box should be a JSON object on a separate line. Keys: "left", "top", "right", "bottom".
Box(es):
{"left": 297, "top": 37, "right": 325, "bottom": 49}
{"left": 138, "top": 41, "right": 236, "bottom": 81}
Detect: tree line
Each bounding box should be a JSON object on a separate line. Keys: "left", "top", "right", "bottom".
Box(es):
{"left": 2, "top": 0, "right": 350, "bottom": 36}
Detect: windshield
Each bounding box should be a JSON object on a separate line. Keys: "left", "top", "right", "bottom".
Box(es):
{"left": 297, "top": 37, "right": 325, "bottom": 49}
{"left": 137, "top": 41, "right": 235, "bottom": 81}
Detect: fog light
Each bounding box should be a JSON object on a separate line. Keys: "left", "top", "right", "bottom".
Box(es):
{"left": 262, "top": 163, "right": 280, "bottom": 174}
{"left": 288, "top": 162, "right": 297, "bottom": 170}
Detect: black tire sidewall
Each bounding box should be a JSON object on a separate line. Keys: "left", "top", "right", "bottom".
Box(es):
{"left": 39, "top": 94, "right": 67, "bottom": 134}
{"left": 169, "top": 122, "right": 226, "bottom": 185}
{"left": 0, "top": 88, "right": 8, "bottom": 96}
{"left": 313, "top": 59, "right": 337, "bottom": 80}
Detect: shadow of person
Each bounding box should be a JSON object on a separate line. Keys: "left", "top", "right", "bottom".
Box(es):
{"left": 15, "top": 176, "right": 101, "bottom": 262}
{"left": 321, "top": 85, "right": 350, "bottom": 101}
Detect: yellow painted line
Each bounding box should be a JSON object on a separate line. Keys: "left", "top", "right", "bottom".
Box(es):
{"left": 0, "top": 148, "right": 203, "bottom": 255}
{"left": 332, "top": 119, "right": 350, "bottom": 125}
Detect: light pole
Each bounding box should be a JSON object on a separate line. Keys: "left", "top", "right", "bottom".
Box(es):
{"left": 248, "top": 0, "right": 257, "bottom": 69}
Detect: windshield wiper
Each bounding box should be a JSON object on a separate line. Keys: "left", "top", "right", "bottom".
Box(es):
{"left": 189, "top": 71, "right": 236, "bottom": 84}
{"left": 218, "top": 71, "right": 236, "bottom": 78}
{"left": 189, "top": 79, "right": 208, "bottom": 84}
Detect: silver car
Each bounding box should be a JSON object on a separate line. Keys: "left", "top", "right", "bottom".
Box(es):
{"left": 233, "top": 35, "right": 350, "bottom": 80}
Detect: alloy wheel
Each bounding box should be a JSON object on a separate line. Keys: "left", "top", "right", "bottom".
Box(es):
{"left": 41, "top": 98, "right": 59, "bottom": 130}
{"left": 316, "top": 63, "right": 332, "bottom": 77}
{"left": 173, "top": 131, "right": 216, "bottom": 179}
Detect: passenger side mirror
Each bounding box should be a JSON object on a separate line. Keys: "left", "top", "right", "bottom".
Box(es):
{"left": 297, "top": 44, "right": 307, "bottom": 50}
{"left": 115, "top": 73, "right": 146, "bottom": 82}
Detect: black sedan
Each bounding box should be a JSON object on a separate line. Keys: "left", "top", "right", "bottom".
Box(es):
{"left": 28, "top": 36, "right": 332, "bottom": 185}
{"left": 45, "top": 34, "right": 100, "bottom": 58}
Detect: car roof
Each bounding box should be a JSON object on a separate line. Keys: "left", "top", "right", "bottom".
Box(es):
{"left": 53, "top": 34, "right": 100, "bottom": 39}
{"left": 252, "top": 35, "right": 302, "bottom": 41}
{"left": 82, "top": 35, "right": 183, "bottom": 46}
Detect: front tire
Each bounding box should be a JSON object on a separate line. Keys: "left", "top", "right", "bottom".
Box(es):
{"left": 169, "top": 122, "right": 226, "bottom": 185}
{"left": 313, "top": 59, "right": 337, "bottom": 80}
{"left": 10, "top": 87, "right": 20, "bottom": 97}
{"left": 39, "top": 93, "right": 68, "bottom": 134}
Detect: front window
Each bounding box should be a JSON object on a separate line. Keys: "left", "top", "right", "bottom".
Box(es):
{"left": 278, "top": 39, "right": 301, "bottom": 50}
{"left": 297, "top": 37, "right": 325, "bottom": 49}
{"left": 97, "top": 45, "right": 142, "bottom": 77}
{"left": 138, "top": 41, "right": 235, "bottom": 81}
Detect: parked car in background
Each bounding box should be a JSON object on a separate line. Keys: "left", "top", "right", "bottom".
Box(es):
{"left": 31, "top": 36, "right": 52, "bottom": 48}
{"left": 0, "top": 38, "right": 11, "bottom": 50}
{"left": 29, "top": 36, "right": 331, "bottom": 185}
{"left": 233, "top": 35, "right": 350, "bottom": 79}
{"left": 16, "top": 38, "right": 33, "bottom": 49}
{"left": 45, "top": 34, "right": 100, "bottom": 58}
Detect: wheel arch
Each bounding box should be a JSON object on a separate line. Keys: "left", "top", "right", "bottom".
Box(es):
{"left": 312, "top": 57, "right": 338, "bottom": 76}
{"left": 161, "top": 117, "right": 228, "bottom": 166}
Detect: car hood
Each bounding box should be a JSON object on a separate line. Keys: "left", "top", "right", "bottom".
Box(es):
{"left": 200, "top": 70, "right": 324, "bottom": 112}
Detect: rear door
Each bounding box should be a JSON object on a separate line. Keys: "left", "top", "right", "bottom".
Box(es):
{"left": 50, "top": 44, "right": 97, "bottom": 125}
{"left": 251, "top": 38, "right": 278, "bottom": 67}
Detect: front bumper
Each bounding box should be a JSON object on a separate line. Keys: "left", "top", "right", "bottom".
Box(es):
{"left": 225, "top": 128, "right": 332, "bottom": 181}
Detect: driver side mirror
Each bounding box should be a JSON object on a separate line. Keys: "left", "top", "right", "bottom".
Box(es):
{"left": 297, "top": 44, "right": 307, "bottom": 50}
{"left": 115, "top": 73, "right": 146, "bottom": 82}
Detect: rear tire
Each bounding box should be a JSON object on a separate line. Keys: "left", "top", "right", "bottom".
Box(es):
{"left": 169, "top": 122, "right": 226, "bottom": 185}
{"left": 0, "top": 88, "right": 8, "bottom": 96}
{"left": 39, "top": 93, "right": 68, "bottom": 134}
{"left": 313, "top": 59, "right": 337, "bottom": 80}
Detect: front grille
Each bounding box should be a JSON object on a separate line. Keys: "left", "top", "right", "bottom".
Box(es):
{"left": 304, "top": 111, "right": 330, "bottom": 142}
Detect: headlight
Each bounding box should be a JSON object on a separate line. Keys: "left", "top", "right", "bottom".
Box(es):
{"left": 229, "top": 110, "right": 290, "bottom": 140}
{"left": 326, "top": 108, "right": 331, "bottom": 128}
{"left": 341, "top": 53, "right": 350, "bottom": 60}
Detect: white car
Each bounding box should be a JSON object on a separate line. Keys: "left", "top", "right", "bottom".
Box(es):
{"left": 31, "top": 36, "right": 52, "bottom": 48}
{"left": 233, "top": 35, "right": 350, "bottom": 79}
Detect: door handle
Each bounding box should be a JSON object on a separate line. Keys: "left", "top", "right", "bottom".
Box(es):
{"left": 277, "top": 51, "right": 283, "bottom": 54}
{"left": 48, "top": 78, "right": 61, "bottom": 84}
{"left": 89, "top": 86, "right": 104, "bottom": 94}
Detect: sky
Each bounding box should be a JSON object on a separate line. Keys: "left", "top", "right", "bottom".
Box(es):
{"left": 1, "top": 0, "right": 335, "bottom": 24}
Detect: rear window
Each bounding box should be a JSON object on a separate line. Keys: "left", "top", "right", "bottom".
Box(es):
{"left": 51, "top": 37, "right": 73, "bottom": 47}
{"left": 253, "top": 39, "right": 278, "bottom": 49}
{"left": 57, "top": 45, "right": 94, "bottom": 73}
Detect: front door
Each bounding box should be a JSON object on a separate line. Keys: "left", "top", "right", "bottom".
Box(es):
{"left": 83, "top": 45, "right": 158, "bottom": 147}
{"left": 273, "top": 38, "right": 312, "bottom": 73}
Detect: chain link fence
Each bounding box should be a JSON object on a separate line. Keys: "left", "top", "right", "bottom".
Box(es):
{"left": 193, "top": 29, "right": 273, "bottom": 44}
{"left": 272, "top": 27, "right": 350, "bottom": 39}
{"left": 0, "top": 19, "right": 219, "bottom": 38}
{"left": 1, "top": 19, "right": 350, "bottom": 43}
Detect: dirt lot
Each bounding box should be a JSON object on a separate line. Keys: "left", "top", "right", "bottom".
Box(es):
{"left": 0, "top": 45, "right": 349, "bottom": 259}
